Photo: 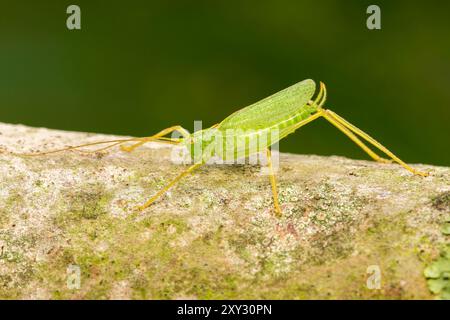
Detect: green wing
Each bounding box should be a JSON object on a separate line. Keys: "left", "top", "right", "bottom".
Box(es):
{"left": 219, "top": 79, "right": 316, "bottom": 131}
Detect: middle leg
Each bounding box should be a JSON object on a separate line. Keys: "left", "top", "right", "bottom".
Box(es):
{"left": 266, "top": 147, "right": 282, "bottom": 217}
{"left": 137, "top": 162, "right": 203, "bottom": 211}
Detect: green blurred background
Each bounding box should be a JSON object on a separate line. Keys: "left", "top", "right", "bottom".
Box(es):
{"left": 1, "top": 1, "right": 449, "bottom": 165}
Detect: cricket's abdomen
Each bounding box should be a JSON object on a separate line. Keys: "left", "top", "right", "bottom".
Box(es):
{"left": 216, "top": 105, "right": 318, "bottom": 160}
{"left": 273, "top": 104, "right": 317, "bottom": 133}
{"left": 218, "top": 79, "right": 316, "bottom": 131}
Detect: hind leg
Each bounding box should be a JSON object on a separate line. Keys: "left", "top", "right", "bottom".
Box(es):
{"left": 324, "top": 109, "right": 428, "bottom": 176}
{"left": 322, "top": 112, "right": 391, "bottom": 163}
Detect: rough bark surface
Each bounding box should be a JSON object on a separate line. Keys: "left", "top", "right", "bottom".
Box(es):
{"left": 0, "top": 122, "right": 449, "bottom": 299}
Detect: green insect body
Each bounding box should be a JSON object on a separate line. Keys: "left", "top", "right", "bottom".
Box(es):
{"left": 187, "top": 79, "right": 318, "bottom": 163}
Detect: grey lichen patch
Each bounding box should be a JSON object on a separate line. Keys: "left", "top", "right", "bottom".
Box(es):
{"left": 0, "top": 232, "right": 37, "bottom": 298}
{"left": 432, "top": 192, "right": 450, "bottom": 212}
{"left": 0, "top": 122, "right": 449, "bottom": 299}
{"left": 56, "top": 183, "right": 111, "bottom": 223}
{"left": 0, "top": 192, "right": 20, "bottom": 227}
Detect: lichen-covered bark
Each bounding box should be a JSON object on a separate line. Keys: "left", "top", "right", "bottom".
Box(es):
{"left": 0, "top": 122, "right": 448, "bottom": 299}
